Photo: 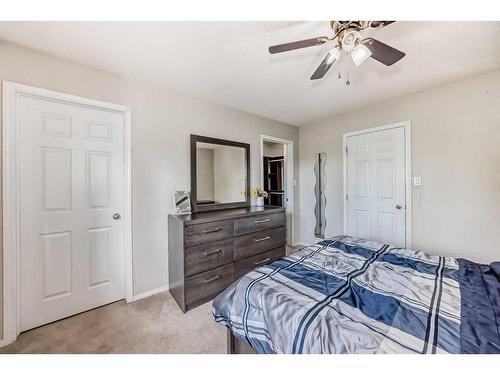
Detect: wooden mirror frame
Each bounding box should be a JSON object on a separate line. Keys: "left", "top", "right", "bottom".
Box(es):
{"left": 190, "top": 134, "right": 250, "bottom": 212}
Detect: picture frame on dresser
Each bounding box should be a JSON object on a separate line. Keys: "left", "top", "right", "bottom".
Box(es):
{"left": 172, "top": 191, "right": 192, "bottom": 215}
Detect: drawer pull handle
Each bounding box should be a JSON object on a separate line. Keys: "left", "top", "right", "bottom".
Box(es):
{"left": 203, "top": 227, "right": 222, "bottom": 234}
{"left": 204, "top": 274, "right": 222, "bottom": 283}
{"left": 254, "top": 257, "right": 271, "bottom": 265}
{"left": 254, "top": 236, "right": 271, "bottom": 242}
{"left": 203, "top": 249, "right": 223, "bottom": 257}
{"left": 254, "top": 218, "right": 271, "bottom": 224}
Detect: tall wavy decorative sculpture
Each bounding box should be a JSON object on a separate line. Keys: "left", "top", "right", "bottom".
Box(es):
{"left": 314, "top": 153, "right": 327, "bottom": 239}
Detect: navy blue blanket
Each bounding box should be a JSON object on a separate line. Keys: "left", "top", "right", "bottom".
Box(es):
{"left": 458, "top": 259, "right": 500, "bottom": 353}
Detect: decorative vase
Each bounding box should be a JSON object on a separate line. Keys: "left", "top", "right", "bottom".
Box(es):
{"left": 256, "top": 196, "right": 264, "bottom": 207}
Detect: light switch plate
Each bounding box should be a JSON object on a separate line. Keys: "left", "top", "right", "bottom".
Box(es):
{"left": 414, "top": 176, "right": 422, "bottom": 186}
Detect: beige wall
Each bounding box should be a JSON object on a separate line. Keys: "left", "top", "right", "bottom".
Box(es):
{"left": 0, "top": 41, "right": 300, "bottom": 339}
{"left": 299, "top": 70, "right": 500, "bottom": 264}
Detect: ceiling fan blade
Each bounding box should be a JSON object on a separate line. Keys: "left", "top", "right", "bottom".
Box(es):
{"left": 369, "top": 21, "right": 395, "bottom": 28}
{"left": 269, "top": 37, "right": 327, "bottom": 54}
{"left": 310, "top": 52, "right": 337, "bottom": 80}
{"left": 363, "top": 38, "right": 405, "bottom": 66}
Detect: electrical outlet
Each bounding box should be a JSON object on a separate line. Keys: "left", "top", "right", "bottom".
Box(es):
{"left": 414, "top": 176, "right": 422, "bottom": 186}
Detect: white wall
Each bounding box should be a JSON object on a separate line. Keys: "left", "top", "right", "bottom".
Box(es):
{"left": 299, "top": 70, "right": 500, "bottom": 263}
{"left": 0, "top": 41, "right": 300, "bottom": 339}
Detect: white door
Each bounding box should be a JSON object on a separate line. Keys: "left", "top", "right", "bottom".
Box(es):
{"left": 346, "top": 126, "right": 407, "bottom": 247}
{"left": 18, "top": 93, "right": 127, "bottom": 331}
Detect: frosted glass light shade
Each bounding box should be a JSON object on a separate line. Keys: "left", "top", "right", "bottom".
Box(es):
{"left": 351, "top": 43, "right": 372, "bottom": 66}
{"left": 326, "top": 47, "right": 341, "bottom": 64}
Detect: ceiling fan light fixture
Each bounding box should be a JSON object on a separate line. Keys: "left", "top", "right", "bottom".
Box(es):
{"left": 326, "top": 47, "right": 341, "bottom": 64}
{"left": 268, "top": 21, "right": 404, "bottom": 81}
{"left": 351, "top": 43, "right": 372, "bottom": 66}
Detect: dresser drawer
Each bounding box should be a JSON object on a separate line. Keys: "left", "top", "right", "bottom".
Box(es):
{"left": 185, "top": 220, "right": 234, "bottom": 247}
{"left": 185, "top": 238, "right": 234, "bottom": 277}
{"left": 185, "top": 264, "right": 234, "bottom": 309}
{"left": 234, "top": 227, "right": 286, "bottom": 261}
{"left": 234, "top": 212, "right": 285, "bottom": 235}
{"left": 234, "top": 246, "right": 285, "bottom": 279}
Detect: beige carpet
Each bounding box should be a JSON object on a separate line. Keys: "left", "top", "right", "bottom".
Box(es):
{"left": 0, "top": 292, "right": 227, "bottom": 354}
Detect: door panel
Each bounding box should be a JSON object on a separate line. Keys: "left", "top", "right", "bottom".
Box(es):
{"left": 347, "top": 127, "right": 406, "bottom": 247}
{"left": 40, "top": 231, "right": 72, "bottom": 300}
{"left": 355, "top": 161, "right": 369, "bottom": 198}
{"left": 41, "top": 113, "right": 72, "bottom": 138}
{"left": 88, "top": 227, "right": 113, "bottom": 288}
{"left": 19, "top": 94, "right": 126, "bottom": 331}
{"left": 87, "top": 151, "right": 111, "bottom": 208}
{"left": 355, "top": 209, "right": 370, "bottom": 239}
{"left": 41, "top": 148, "right": 72, "bottom": 211}
{"left": 376, "top": 212, "right": 395, "bottom": 244}
{"left": 377, "top": 158, "right": 395, "bottom": 199}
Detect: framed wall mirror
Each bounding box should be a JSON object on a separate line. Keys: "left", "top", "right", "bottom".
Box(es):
{"left": 190, "top": 134, "right": 250, "bottom": 212}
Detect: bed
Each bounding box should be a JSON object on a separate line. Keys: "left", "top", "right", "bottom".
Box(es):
{"left": 212, "top": 235, "right": 500, "bottom": 354}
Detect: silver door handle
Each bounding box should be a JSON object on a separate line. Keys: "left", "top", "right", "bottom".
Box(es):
{"left": 395, "top": 205, "right": 402, "bottom": 210}
{"left": 113, "top": 213, "right": 121, "bottom": 220}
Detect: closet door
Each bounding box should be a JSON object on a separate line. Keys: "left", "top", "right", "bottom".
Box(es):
{"left": 346, "top": 126, "right": 406, "bottom": 247}
{"left": 18, "top": 92, "right": 127, "bottom": 331}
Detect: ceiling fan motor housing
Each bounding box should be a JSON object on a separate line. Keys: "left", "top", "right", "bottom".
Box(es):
{"left": 340, "top": 29, "right": 362, "bottom": 52}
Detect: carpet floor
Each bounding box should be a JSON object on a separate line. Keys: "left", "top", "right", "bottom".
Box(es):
{"left": 0, "top": 292, "right": 227, "bottom": 354}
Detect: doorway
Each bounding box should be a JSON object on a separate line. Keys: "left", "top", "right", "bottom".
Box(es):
{"left": 343, "top": 122, "right": 412, "bottom": 248}
{"left": 263, "top": 142, "right": 285, "bottom": 207}
{"left": 260, "top": 135, "right": 294, "bottom": 245}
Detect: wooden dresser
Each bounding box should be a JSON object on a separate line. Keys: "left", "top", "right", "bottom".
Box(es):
{"left": 168, "top": 206, "right": 286, "bottom": 312}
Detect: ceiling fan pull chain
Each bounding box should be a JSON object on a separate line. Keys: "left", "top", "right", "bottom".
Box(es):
{"left": 345, "top": 69, "right": 351, "bottom": 86}
{"left": 338, "top": 55, "right": 344, "bottom": 80}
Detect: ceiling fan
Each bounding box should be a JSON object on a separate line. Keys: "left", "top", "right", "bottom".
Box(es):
{"left": 269, "top": 21, "right": 406, "bottom": 80}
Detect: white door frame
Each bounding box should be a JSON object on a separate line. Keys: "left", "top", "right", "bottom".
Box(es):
{"left": 342, "top": 121, "right": 412, "bottom": 248}
{"left": 1, "top": 81, "right": 133, "bottom": 346}
{"left": 259, "top": 135, "right": 295, "bottom": 245}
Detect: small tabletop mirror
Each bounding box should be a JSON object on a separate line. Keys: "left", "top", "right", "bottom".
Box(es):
{"left": 191, "top": 135, "right": 250, "bottom": 212}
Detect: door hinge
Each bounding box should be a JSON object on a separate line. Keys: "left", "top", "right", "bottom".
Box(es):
{"left": 345, "top": 147, "right": 348, "bottom": 155}
{"left": 346, "top": 194, "right": 349, "bottom": 200}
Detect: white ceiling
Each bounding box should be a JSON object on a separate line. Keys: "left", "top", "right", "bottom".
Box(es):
{"left": 0, "top": 21, "right": 499, "bottom": 126}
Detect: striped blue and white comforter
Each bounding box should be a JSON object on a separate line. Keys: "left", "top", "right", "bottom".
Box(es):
{"left": 212, "top": 235, "right": 500, "bottom": 354}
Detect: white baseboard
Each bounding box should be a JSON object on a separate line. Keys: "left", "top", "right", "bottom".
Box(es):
{"left": 129, "top": 284, "right": 169, "bottom": 303}
{"left": 292, "top": 242, "right": 308, "bottom": 247}
{"left": 0, "top": 338, "right": 15, "bottom": 348}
